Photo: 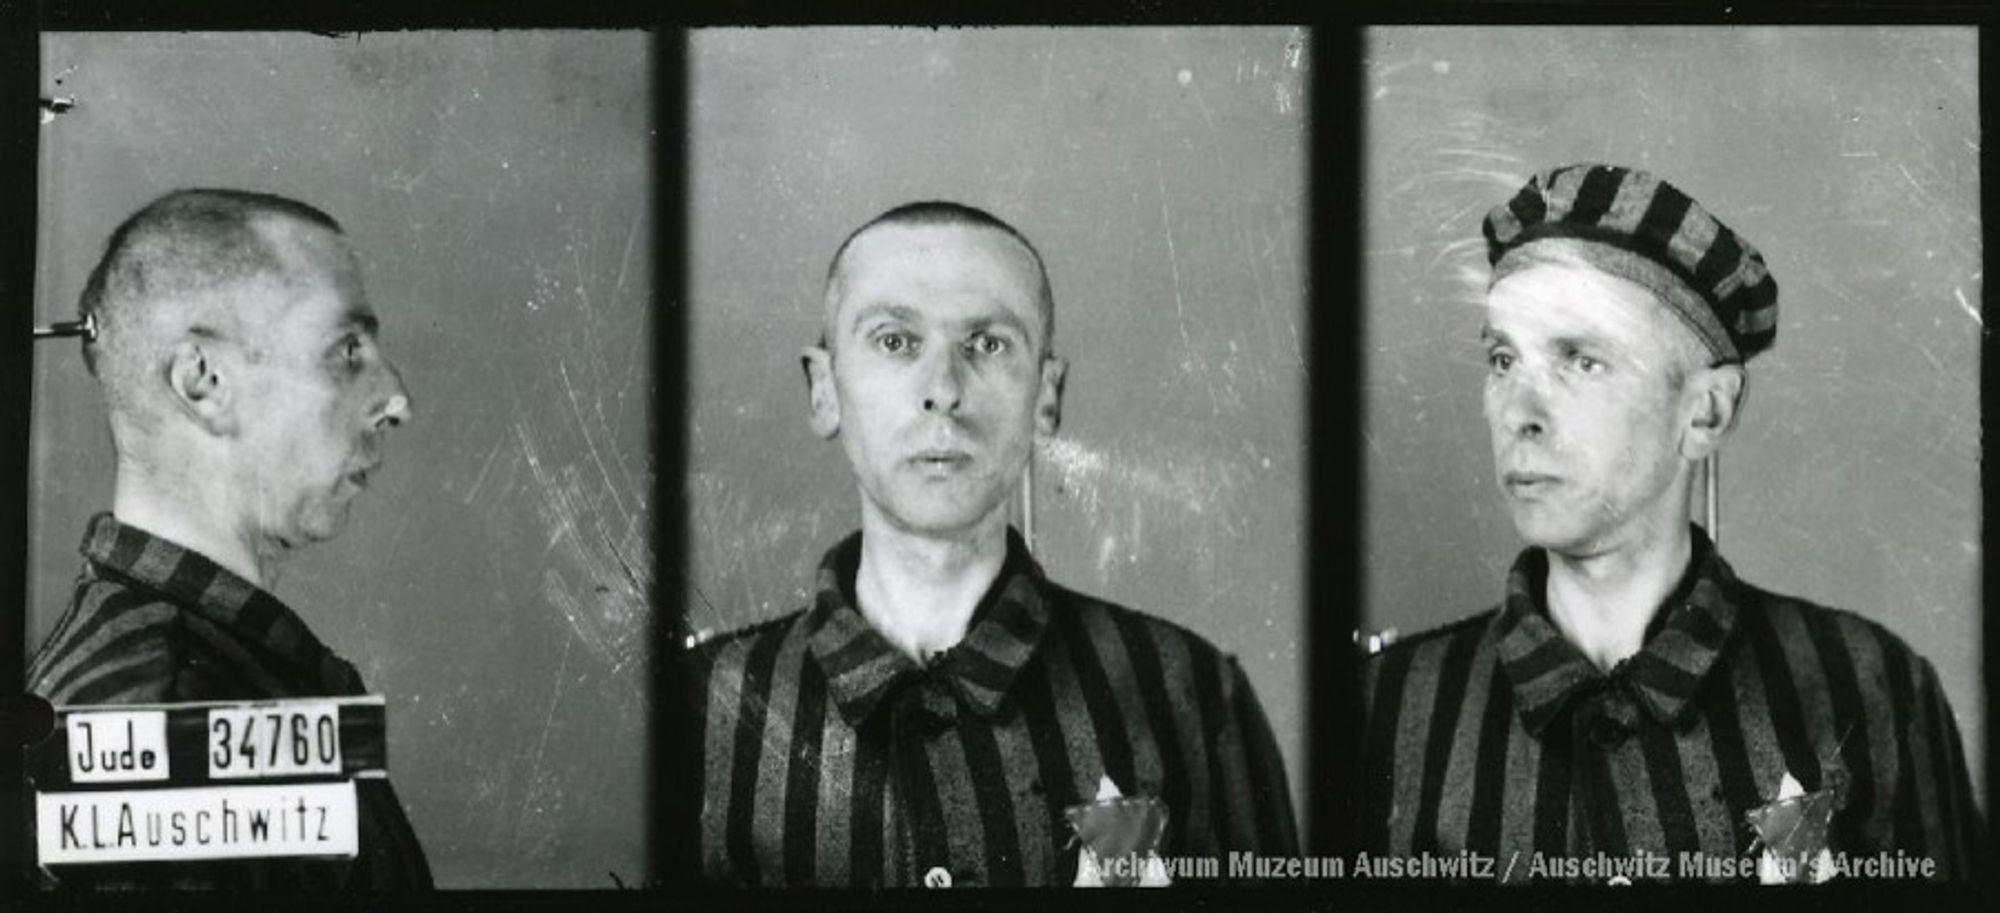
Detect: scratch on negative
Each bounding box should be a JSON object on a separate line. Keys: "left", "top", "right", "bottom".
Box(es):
{"left": 597, "top": 523, "right": 647, "bottom": 598}
{"left": 1154, "top": 161, "right": 1194, "bottom": 366}
{"left": 1953, "top": 287, "right": 1982, "bottom": 327}
{"left": 611, "top": 204, "right": 642, "bottom": 299}
{"left": 384, "top": 512, "right": 415, "bottom": 562}
{"left": 1913, "top": 341, "right": 1945, "bottom": 374}
{"left": 514, "top": 422, "right": 580, "bottom": 555}
{"left": 463, "top": 439, "right": 507, "bottom": 505}
{"left": 1154, "top": 159, "right": 1219, "bottom": 412}
{"left": 517, "top": 633, "right": 574, "bottom": 838}
{"left": 1184, "top": 78, "right": 1284, "bottom": 373}
{"left": 1431, "top": 147, "right": 1521, "bottom": 164}
{"left": 560, "top": 360, "right": 630, "bottom": 521}
{"left": 543, "top": 570, "right": 612, "bottom": 674}
{"left": 1896, "top": 164, "right": 1925, "bottom": 196}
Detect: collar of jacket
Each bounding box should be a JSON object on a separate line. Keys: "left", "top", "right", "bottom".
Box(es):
{"left": 805, "top": 527, "right": 1051, "bottom": 727}
{"left": 1493, "top": 525, "right": 1744, "bottom": 738}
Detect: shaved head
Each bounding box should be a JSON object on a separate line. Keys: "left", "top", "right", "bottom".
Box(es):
{"left": 80, "top": 189, "right": 346, "bottom": 443}
{"left": 822, "top": 201, "right": 1055, "bottom": 355}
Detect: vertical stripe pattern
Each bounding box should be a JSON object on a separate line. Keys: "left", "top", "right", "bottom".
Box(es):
{"left": 1360, "top": 526, "right": 1982, "bottom": 883}
{"left": 26, "top": 513, "right": 433, "bottom": 891}
{"left": 1482, "top": 163, "right": 1780, "bottom": 361}
{"left": 687, "top": 529, "right": 1300, "bottom": 886}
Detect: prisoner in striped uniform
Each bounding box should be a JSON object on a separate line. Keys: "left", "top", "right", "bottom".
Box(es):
{"left": 1360, "top": 165, "right": 1985, "bottom": 882}
{"left": 26, "top": 189, "right": 428, "bottom": 890}
{"left": 684, "top": 201, "right": 1299, "bottom": 887}
{"left": 30, "top": 514, "right": 432, "bottom": 890}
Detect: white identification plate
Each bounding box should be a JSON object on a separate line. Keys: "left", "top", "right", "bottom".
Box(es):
{"left": 65, "top": 710, "right": 169, "bottom": 784}
{"left": 36, "top": 781, "right": 358, "bottom": 864}
{"left": 207, "top": 702, "right": 343, "bottom": 779}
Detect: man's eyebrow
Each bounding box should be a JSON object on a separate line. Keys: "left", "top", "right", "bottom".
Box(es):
{"left": 845, "top": 302, "right": 921, "bottom": 330}
{"left": 1479, "top": 326, "right": 1624, "bottom": 354}
{"left": 970, "top": 310, "right": 1032, "bottom": 337}
{"left": 1550, "top": 332, "right": 1621, "bottom": 353}
{"left": 341, "top": 308, "right": 380, "bottom": 335}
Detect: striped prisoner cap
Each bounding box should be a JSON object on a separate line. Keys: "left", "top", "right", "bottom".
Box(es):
{"left": 1483, "top": 164, "right": 1779, "bottom": 362}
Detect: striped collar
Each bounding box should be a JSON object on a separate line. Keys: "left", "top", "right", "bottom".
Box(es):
{"left": 805, "top": 528, "right": 1051, "bottom": 727}
{"left": 1492, "top": 526, "right": 1743, "bottom": 737}
{"left": 81, "top": 512, "right": 363, "bottom": 695}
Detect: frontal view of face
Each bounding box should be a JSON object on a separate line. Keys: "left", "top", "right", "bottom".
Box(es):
{"left": 1481, "top": 261, "right": 1698, "bottom": 559}
{"left": 817, "top": 223, "right": 1059, "bottom": 538}
{"left": 238, "top": 222, "right": 412, "bottom": 550}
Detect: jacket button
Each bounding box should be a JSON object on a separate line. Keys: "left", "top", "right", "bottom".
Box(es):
{"left": 924, "top": 866, "right": 952, "bottom": 888}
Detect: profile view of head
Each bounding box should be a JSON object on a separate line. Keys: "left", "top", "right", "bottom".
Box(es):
{"left": 81, "top": 189, "right": 412, "bottom": 582}
{"left": 802, "top": 201, "right": 1067, "bottom": 540}
{"left": 1479, "top": 164, "right": 1770, "bottom": 561}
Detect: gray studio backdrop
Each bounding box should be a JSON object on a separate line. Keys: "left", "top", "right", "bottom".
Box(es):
{"left": 29, "top": 33, "right": 653, "bottom": 887}
{"left": 1363, "top": 27, "right": 1983, "bottom": 807}
{"left": 685, "top": 28, "right": 1311, "bottom": 828}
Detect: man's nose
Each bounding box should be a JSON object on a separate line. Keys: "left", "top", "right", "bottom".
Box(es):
{"left": 921, "top": 347, "right": 965, "bottom": 415}
{"left": 373, "top": 360, "right": 414, "bottom": 429}
{"left": 1495, "top": 371, "right": 1548, "bottom": 440}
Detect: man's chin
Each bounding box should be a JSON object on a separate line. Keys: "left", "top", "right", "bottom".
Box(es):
{"left": 891, "top": 513, "right": 992, "bottom": 538}
{"left": 872, "top": 493, "right": 1010, "bottom": 539}
{"left": 286, "top": 510, "right": 351, "bottom": 548}
{"left": 1508, "top": 512, "right": 1589, "bottom": 555}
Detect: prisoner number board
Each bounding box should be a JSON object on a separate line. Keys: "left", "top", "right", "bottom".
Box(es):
{"left": 33, "top": 697, "right": 388, "bottom": 865}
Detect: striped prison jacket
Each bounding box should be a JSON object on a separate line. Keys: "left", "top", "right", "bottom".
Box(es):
{"left": 684, "top": 528, "right": 1299, "bottom": 887}
{"left": 1360, "top": 525, "right": 1985, "bottom": 883}
{"left": 26, "top": 513, "right": 434, "bottom": 891}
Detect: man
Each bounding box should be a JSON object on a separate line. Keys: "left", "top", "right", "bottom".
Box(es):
{"left": 685, "top": 201, "right": 1298, "bottom": 887}
{"left": 26, "top": 189, "right": 431, "bottom": 890}
{"left": 1360, "top": 164, "right": 1985, "bottom": 882}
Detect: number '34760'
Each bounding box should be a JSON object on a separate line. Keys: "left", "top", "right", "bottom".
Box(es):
{"left": 208, "top": 706, "right": 341, "bottom": 778}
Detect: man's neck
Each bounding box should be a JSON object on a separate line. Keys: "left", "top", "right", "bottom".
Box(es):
{"left": 1542, "top": 522, "right": 1693, "bottom": 672}
{"left": 113, "top": 467, "right": 271, "bottom": 587}
{"left": 852, "top": 507, "right": 1010, "bottom": 663}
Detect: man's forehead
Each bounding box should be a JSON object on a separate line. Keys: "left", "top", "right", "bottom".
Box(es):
{"left": 841, "top": 222, "right": 1037, "bottom": 275}
{"left": 830, "top": 223, "right": 1041, "bottom": 317}
{"left": 1484, "top": 262, "right": 1672, "bottom": 345}
{"left": 257, "top": 215, "right": 353, "bottom": 269}
{"left": 247, "top": 218, "right": 376, "bottom": 330}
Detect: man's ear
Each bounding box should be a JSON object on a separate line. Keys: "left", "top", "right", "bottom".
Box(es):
{"left": 801, "top": 345, "right": 840, "bottom": 440}
{"left": 1035, "top": 354, "right": 1068, "bottom": 436}
{"left": 1679, "top": 363, "right": 1745, "bottom": 461}
{"left": 166, "top": 339, "right": 239, "bottom": 437}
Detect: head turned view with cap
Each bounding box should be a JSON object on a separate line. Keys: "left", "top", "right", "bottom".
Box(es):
{"left": 26, "top": 189, "right": 432, "bottom": 891}
{"left": 1360, "top": 164, "right": 1985, "bottom": 883}
{"left": 681, "top": 201, "right": 1299, "bottom": 887}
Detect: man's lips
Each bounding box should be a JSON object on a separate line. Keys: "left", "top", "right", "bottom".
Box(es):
{"left": 346, "top": 461, "right": 382, "bottom": 489}
{"left": 909, "top": 449, "right": 973, "bottom": 471}
{"left": 1502, "top": 470, "right": 1560, "bottom": 492}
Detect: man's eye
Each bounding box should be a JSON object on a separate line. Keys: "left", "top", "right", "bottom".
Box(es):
{"left": 875, "top": 332, "right": 914, "bottom": 355}
{"left": 1487, "top": 350, "right": 1514, "bottom": 373}
{"left": 968, "top": 334, "right": 1009, "bottom": 356}
{"left": 339, "top": 336, "right": 365, "bottom": 367}
{"left": 1571, "top": 354, "right": 1605, "bottom": 374}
